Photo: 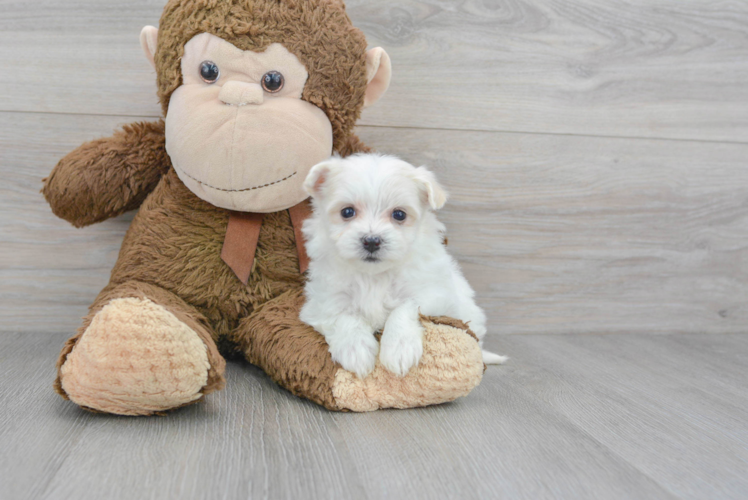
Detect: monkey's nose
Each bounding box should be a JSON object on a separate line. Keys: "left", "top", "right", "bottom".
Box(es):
{"left": 219, "top": 81, "right": 264, "bottom": 106}
{"left": 362, "top": 236, "right": 382, "bottom": 253}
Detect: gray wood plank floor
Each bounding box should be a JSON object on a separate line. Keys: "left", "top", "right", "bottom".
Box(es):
{"left": 1, "top": 332, "right": 747, "bottom": 500}
{"left": 1, "top": 0, "right": 747, "bottom": 499}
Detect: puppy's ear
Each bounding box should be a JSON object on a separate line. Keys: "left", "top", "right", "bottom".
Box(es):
{"left": 304, "top": 160, "right": 336, "bottom": 197}
{"left": 413, "top": 166, "right": 448, "bottom": 210}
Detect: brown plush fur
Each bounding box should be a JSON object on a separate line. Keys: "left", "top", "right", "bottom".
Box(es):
{"left": 43, "top": 120, "right": 169, "bottom": 228}
{"left": 44, "top": 0, "right": 482, "bottom": 415}
{"left": 233, "top": 287, "right": 342, "bottom": 410}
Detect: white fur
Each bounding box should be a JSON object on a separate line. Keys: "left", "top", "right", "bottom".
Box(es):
{"left": 300, "top": 153, "right": 507, "bottom": 378}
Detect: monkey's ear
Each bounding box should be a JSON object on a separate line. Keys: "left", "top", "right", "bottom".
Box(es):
{"left": 304, "top": 160, "right": 337, "bottom": 197}
{"left": 363, "top": 48, "right": 392, "bottom": 109}
{"left": 140, "top": 26, "right": 159, "bottom": 70}
{"left": 413, "top": 166, "right": 449, "bottom": 210}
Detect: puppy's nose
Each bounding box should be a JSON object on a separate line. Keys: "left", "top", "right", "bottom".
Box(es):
{"left": 362, "top": 236, "right": 382, "bottom": 253}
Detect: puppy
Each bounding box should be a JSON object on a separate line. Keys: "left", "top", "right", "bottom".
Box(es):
{"left": 300, "top": 153, "right": 507, "bottom": 378}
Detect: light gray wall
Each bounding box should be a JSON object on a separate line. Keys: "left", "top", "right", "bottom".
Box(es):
{"left": 1, "top": 0, "right": 746, "bottom": 335}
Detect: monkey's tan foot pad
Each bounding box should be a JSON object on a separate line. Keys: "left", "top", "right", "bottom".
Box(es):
{"left": 58, "top": 298, "right": 213, "bottom": 416}
{"left": 331, "top": 318, "right": 484, "bottom": 412}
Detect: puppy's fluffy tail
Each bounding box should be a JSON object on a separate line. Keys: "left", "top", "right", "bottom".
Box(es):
{"left": 482, "top": 350, "right": 508, "bottom": 365}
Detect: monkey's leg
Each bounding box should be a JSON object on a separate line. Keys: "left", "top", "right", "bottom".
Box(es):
{"left": 232, "top": 288, "right": 485, "bottom": 411}
{"left": 55, "top": 281, "right": 226, "bottom": 416}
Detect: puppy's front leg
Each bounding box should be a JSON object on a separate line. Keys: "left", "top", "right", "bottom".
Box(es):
{"left": 380, "top": 302, "right": 424, "bottom": 377}
{"left": 320, "top": 315, "right": 379, "bottom": 379}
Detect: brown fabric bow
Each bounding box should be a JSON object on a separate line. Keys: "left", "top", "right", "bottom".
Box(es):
{"left": 220, "top": 199, "right": 312, "bottom": 285}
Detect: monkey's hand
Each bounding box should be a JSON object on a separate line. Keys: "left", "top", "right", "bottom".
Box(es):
{"left": 42, "top": 120, "right": 169, "bottom": 227}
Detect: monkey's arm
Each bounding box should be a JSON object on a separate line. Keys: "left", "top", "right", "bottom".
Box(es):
{"left": 42, "top": 120, "right": 169, "bottom": 228}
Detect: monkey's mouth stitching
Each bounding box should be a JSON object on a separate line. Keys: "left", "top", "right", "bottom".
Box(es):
{"left": 175, "top": 167, "right": 297, "bottom": 192}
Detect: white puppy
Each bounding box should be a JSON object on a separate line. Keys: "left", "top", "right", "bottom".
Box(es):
{"left": 300, "top": 153, "right": 507, "bottom": 378}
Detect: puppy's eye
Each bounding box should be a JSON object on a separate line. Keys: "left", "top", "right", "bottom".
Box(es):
{"left": 392, "top": 210, "right": 407, "bottom": 222}
{"left": 261, "top": 71, "right": 284, "bottom": 93}
{"left": 341, "top": 207, "right": 356, "bottom": 219}
{"left": 200, "top": 61, "right": 220, "bottom": 83}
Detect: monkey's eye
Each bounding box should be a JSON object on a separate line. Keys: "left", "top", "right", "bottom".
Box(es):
{"left": 341, "top": 207, "right": 356, "bottom": 219}
{"left": 261, "top": 71, "right": 285, "bottom": 93}
{"left": 392, "top": 210, "right": 407, "bottom": 222}
{"left": 199, "top": 61, "right": 220, "bottom": 83}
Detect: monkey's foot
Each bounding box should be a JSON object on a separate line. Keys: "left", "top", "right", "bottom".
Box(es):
{"left": 58, "top": 297, "right": 216, "bottom": 416}
{"left": 331, "top": 317, "right": 485, "bottom": 411}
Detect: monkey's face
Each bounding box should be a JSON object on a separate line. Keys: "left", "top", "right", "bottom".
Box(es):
{"left": 164, "top": 33, "right": 334, "bottom": 212}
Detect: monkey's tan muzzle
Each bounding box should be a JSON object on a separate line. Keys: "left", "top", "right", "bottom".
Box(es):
{"left": 219, "top": 81, "right": 264, "bottom": 106}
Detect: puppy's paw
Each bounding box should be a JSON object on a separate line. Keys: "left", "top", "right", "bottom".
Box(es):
{"left": 328, "top": 334, "right": 379, "bottom": 379}
{"left": 379, "top": 330, "right": 424, "bottom": 377}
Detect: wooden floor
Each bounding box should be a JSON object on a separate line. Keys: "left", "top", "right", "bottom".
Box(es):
{"left": 1, "top": 0, "right": 747, "bottom": 499}
{"left": 1, "top": 332, "right": 747, "bottom": 499}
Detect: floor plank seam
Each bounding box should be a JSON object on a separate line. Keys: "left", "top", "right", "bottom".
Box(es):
{"left": 3, "top": 109, "right": 747, "bottom": 147}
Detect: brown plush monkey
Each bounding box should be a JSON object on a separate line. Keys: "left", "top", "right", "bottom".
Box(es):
{"left": 43, "top": 0, "right": 485, "bottom": 416}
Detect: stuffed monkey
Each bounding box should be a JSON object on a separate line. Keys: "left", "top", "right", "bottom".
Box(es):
{"left": 43, "top": 0, "right": 485, "bottom": 416}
